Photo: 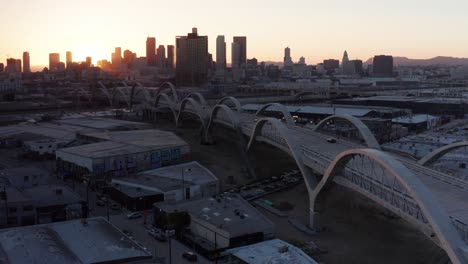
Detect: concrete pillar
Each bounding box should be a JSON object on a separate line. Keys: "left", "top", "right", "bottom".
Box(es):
{"left": 309, "top": 208, "right": 321, "bottom": 231}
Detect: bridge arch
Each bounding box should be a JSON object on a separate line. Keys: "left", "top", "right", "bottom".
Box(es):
{"left": 255, "top": 103, "right": 295, "bottom": 125}
{"left": 176, "top": 97, "right": 208, "bottom": 130}
{"left": 205, "top": 104, "right": 240, "bottom": 142}
{"left": 311, "top": 148, "right": 467, "bottom": 264}
{"left": 246, "top": 117, "right": 317, "bottom": 194}
{"left": 419, "top": 141, "right": 468, "bottom": 166}
{"left": 216, "top": 96, "right": 242, "bottom": 113}
{"left": 186, "top": 92, "right": 207, "bottom": 107}
{"left": 314, "top": 114, "right": 381, "bottom": 150}
{"left": 97, "top": 81, "right": 113, "bottom": 106}
{"left": 112, "top": 86, "right": 131, "bottom": 108}
{"left": 155, "top": 82, "right": 178, "bottom": 103}
{"left": 152, "top": 93, "right": 177, "bottom": 123}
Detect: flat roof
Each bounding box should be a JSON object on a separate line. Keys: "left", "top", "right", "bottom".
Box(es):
{"left": 81, "top": 129, "right": 188, "bottom": 149}
{"left": 242, "top": 103, "right": 402, "bottom": 117}
{"left": 158, "top": 194, "right": 273, "bottom": 237}
{"left": 392, "top": 114, "right": 439, "bottom": 124}
{"left": 226, "top": 239, "right": 318, "bottom": 264}
{"left": 0, "top": 217, "right": 152, "bottom": 264}
{"left": 56, "top": 117, "right": 150, "bottom": 130}
{"left": 112, "top": 162, "right": 218, "bottom": 195}
{"left": 22, "top": 184, "right": 82, "bottom": 207}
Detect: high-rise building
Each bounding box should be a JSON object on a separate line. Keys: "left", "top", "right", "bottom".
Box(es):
{"left": 232, "top": 36, "right": 247, "bottom": 68}
{"left": 86, "top": 57, "right": 92, "bottom": 67}
{"left": 323, "top": 59, "right": 340, "bottom": 73}
{"left": 216, "top": 35, "right": 226, "bottom": 70}
{"left": 166, "top": 45, "right": 174, "bottom": 69}
{"left": 373, "top": 55, "right": 393, "bottom": 77}
{"left": 156, "top": 45, "right": 166, "bottom": 67}
{"left": 123, "top": 49, "right": 136, "bottom": 67}
{"left": 298, "top": 57, "right": 306, "bottom": 65}
{"left": 0, "top": 63, "right": 4, "bottom": 72}
{"left": 351, "top": 60, "right": 363, "bottom": 75}
{"left": 146, "top": 37, "right": 156, "bottom": 66}
{"left": 66, "top": 51, "right": 73, "bottom": 69}
{"left": 49, "top": 53, "right": 61, "bottom": 71}
{"left": 111, "top": 47, "right": 122, "bottom": 69}
{"left": 22, "top": 52, "right": 30, "bottom": 73}
{"left": 284, "top": 47, "right": 293, "bottom": 67}
{"left": 176, "top": 27, "right": 209, "bottom": 86}
{"left": 342, "top": 50, "right": 354, "bottom": 75}
{"left": 5, "top": 58, "right": 21, "bottom": 73}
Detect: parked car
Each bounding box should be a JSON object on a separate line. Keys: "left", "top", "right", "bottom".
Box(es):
{"left": 327, "top": 138, "right": 337, "bottom": 143}
{"left": 111, "top": 203, "right": 120, "bottom": 210}
{"left": 127, "top": 212, "right": 143, "bottom": 219}
{"left": 182, "top": 252, "right": 198, "bottom": 262}
{"left": 96, "top": 200, "right": 105, "bottom": 206}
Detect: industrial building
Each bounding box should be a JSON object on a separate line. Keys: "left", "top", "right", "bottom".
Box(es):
{"left": 0, "top": 217, "right": 152, "bottom": 264}
{"left": 0, "top": 184, "right": 84, "bottom": 228}
{"left": 154, "top": 194, "right": 274, "bottom": 255}
{"left": 0, "top": 167, "right": 49, "bottom": 188}
{"left": 110, "top": 161, "right": 219, "bottom": 210}
{"left": 391, "top": 114, "right": 441, "bottom": 133}
{"left": 56, "top": 129, "right": 190, "bottom": 181}
{"left": 222, "top": 239, "right": 318, "bottom": 264}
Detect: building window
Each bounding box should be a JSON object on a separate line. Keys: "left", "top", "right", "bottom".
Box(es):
{"left": 8, "top": 207, "right": 17, "bottom": 213}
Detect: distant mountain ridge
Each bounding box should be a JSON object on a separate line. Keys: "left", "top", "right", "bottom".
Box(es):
{"left": 365, "top": 56, "right": 468, "bottom": 66}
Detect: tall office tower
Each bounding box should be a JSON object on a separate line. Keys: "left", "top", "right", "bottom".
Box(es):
{"left": 111, "top": 47, "right": 122, "bottom": 69}
{"left": 156, "top": 45, "right": 166, "bottom": 67}
{"left": 15, "top": 59, "right": 22, "bottom": 73}
{"left": 342, "top": 50, "right": 354, "bottom": 75}
{"left": 66, "top": 51, "right": 72, "bottom": 68}
{"left": 373, "top": 55, "right": 394, "bottom": 77}
{"left": 284, "top": 47, "right": 293, "bottom": 67}
{"left": 232, "top": 36, "right": 247, "bottom": 67}
{"left": 216, "top": 35, "right": 226, "bottom": 70}
{"left": 298, "top": 56, "right": 306, "bottom": 65}
{"left": 0, "top": 63, "right": 4, "bottom": 72}
{"left": 123, "top": 49, "right": 136, "bottom": 67}
{"left": 22, "top": 52, "right": 30, "bottom": 73}
{"left": 176, "top": 27, "right": 209, "bottom": 86}
{"left": 351, "top": 59, "right": 363, "bottom": 75}
{"left": 231, "top": 42, "right": 241, "bottom": 69}
{"left": 166, "top": 45, "right": 174, "bottom": 69}
{"left": 86, "top": 57, "right": 92, "bottom": 67}
{"left": 146, "top": 37, "right": 156, "bottom": 66}
{"left": 49, "top": 53, "right": 60, "bottom": 71}
{"left": 323, "top": 59, "right": 340, "bottom": 72}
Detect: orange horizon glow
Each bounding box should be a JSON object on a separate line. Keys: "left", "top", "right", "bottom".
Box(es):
{"left": 2, "top": 0, "right": 468, "bottom": 67}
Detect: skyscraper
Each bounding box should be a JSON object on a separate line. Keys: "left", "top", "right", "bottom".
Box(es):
{"left": 66, "top": 51, "right": 72, "bottom": 69}
{"left": 5, "top": 58, "right": 21, "bottom": 73}
{"left": 176, "top": 27, "right": 209, "bottom": 86}
{"left": 49, "top": 53, "right": 60, "bottom": 71}
{"left": 342, "top": 50, "right": 354, "bottom": 75}
{"left": 231, "top": 42, "right": 241, "bottom": 69}
{"left": 86, "top": 57, "right": 92, "bottom": 67}
{"left": 123, "top": 49, "right": 136, "bottom": 67}
{"left": 111, "top": 47, "right": 122, "bottom": 69}
{"left": 146, "top": 37, "right": 156, "bottom": 66}
{"left": 232, "top": 36, "right": 247, "bottom": 68}
{"left": 166, "top": 45, "right": 174, "bottom": 69}
{"left": 216, "top": 35, "right": 226, "bottom": 70}
{"left": 373, "top": 55, "right": 393, "bottom": 77}
{"left": 0, "top": 63, "right": 4, "bottom": 73}
{"left": 323, "top": 59, "right": 340, "bottom": 73}
{"left": 23, "top": 52, "right": 30, "bottom": 73}
{"left": 284, "top": 47, "right": 293, "bottom": 67}
{"left": 156, "top": 45, "right": 166, "bottom": 67}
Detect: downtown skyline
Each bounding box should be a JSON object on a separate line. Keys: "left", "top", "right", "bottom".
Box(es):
{"left": 2, "top": 0, "right": 468, "bottom": 67}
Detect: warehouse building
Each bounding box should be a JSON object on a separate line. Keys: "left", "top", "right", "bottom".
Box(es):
{"left": 223, "top": 239, "right": 318, "bottom": 264}
{"left": 0, "top": 217, "right": 152, "bottom": 264}
{"left": 56, "top": 129, "right": 190, "bottom": 182}
{"left": 154, "top": 194, "right": 274, "bottom": 256}
{"left": 109, "top": 161, "right": 219, "bottom": 210}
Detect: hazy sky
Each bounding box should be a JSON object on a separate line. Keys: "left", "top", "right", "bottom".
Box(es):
{"left": 2, "top": 0, "right": 468, "bottom": 66}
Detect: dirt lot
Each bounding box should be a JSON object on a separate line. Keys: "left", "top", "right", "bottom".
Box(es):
{"left": 150, "top": 119, "right": 449, "bottom": 264}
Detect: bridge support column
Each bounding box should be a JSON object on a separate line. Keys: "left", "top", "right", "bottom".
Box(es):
{"left": 309, "top": 209, "right": 321, "bottom": 231}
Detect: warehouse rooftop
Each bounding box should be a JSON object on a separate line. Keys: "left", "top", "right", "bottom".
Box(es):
{"left": 0, "top": 217, "right": 152, "bottom": 264}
